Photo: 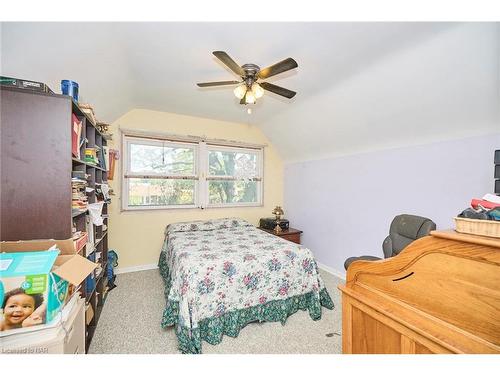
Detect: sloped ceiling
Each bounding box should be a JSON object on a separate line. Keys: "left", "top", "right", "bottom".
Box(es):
{"left": 1, "top": 22, "right": 498, "bottom": 162}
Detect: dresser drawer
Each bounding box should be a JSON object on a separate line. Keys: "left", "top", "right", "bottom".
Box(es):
{"left": 281, "top": 233, "right": 301, "bottom": 244}
{"left": 64, "top": 301, "right": 85, "bottom": 354}
{"left": 259, "top": 227, "right": 303, "bottom": 245}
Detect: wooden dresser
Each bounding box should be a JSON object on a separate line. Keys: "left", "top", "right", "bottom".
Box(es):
{"left": 338, "top": 230, "right": 500, "bottom": 354}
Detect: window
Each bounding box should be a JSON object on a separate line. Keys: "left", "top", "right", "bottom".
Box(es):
{"left": 123, "top": 137, "right": 198, "bottom": 209}
{"left": 206, "top": 146, "right": 261, "bottom": 207}
{"left": 123, "top": 135, "right": 263, "bottom": 210}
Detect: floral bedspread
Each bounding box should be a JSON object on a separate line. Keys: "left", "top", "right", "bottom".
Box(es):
{"left": 159, "top": 218, "right": 334, "bottom": 353}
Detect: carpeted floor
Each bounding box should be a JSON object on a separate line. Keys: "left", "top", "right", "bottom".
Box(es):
{"left": 88, "top": 268, "right": 343, "bottom": 354}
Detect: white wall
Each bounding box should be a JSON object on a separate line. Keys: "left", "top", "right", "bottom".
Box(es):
{"left": 285, "top": 134, "right": 500, "bottom": 276}
{"left": 280, "top": 23, "right": 500, "bottom": 277}
{"left": 262, "top": 23, "right": 499, "bottom": 163}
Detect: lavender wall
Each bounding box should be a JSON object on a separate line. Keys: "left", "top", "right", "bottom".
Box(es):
{"left": 284, "top": 134, "right": 500, "bottom": 276}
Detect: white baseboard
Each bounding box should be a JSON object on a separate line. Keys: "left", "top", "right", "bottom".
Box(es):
{"left": 317, "top": 262, "right": 346, "bottom": 281}
{"left": 115, "top": 263, "right": 158, "bottom": 275}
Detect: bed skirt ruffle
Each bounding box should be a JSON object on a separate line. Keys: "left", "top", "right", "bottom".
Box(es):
{"left": 158, "top": 251, "right": 335, "bottom": 354}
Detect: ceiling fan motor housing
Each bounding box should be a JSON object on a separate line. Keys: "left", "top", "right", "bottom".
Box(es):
{"left": 242, "top": 63, "right": 260, "bottom": 86}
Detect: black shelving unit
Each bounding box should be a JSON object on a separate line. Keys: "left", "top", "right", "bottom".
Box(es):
{"left": 0, "top": 86, "right": 111, "bottom": 353}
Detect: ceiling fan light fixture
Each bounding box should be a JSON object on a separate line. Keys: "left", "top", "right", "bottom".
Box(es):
{"left": 245, "top": 90, "right": 256, "bottom": 104}
{"left": 198, "top": 51, "right": 298, "bottom": 105}
{"left": 251, "top": 83, "right": 264, "bottom": 99}
{"left": 233, "top": 84, "right": 247, "bottom": 99}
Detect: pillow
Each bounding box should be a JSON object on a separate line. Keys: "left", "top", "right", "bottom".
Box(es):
{"left": 165, "top": 218, "right": 252, "bottom": 234}
{"left": 166, "top": 220, "right": 215, "bottom": 234}
{"left": 211, "top": 217, "right": 253, "bottom": 229}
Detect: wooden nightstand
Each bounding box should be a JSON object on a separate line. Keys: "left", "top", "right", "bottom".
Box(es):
{"left": 259, "top": 227, "right": 303, "bottom": 244}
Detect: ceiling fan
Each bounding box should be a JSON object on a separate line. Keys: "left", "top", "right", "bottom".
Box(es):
{"left": 197, "top": 51, "right": 298, "bottom": 105}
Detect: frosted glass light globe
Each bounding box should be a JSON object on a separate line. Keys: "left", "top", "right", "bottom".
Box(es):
{"left": 245, "top": 90, "right": 256, "bottom": 104}
{"left": 233, "top": 85, "right": 247, "bottom": 99}
{"left": 251, "top": 83, "right": 264, "bottom": 99}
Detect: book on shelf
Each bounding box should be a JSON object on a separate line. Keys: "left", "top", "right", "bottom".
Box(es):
{"left": 71, "top": 114, "right": 83, "bottom": 159}
{"left": 86, "top": 215, "right": 95, "bottom": 248}
{"left": 97, "top": 147, "right": 107, "bottom": 169}
{"left": 84, "top": 148, "right": 98, "bottom": 165}
{"left": 72, "top": 177, "right": 88, "bottom": 211}
{"left": 79, "top": 103, "right": 97, "bottom": 126}
{"left": 95, "top": 183, "right": 111, "bottom": 203}
{"left": 108, "top": 149, "right": 118, "bottom": 180}
{"left": 72, "top": 232, "right": 88, "bottom": 253}
{"left": 72, "top": 170, "right": 89, "bottom": 180}
{"left": 103, "top": 146, "right": 110, "bottom": 171}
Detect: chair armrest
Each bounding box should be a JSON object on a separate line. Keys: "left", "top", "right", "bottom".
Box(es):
{"left": 382, "top": 235, "right": 393, "bottom": 258}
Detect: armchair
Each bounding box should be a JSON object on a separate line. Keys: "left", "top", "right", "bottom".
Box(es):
{"left": 344, "top": 214, "right": 436, "bottom": 270}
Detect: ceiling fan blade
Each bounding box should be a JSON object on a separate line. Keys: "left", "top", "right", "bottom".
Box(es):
{"left": 213, "top": 51, "right": 245, "bottom": 77}
{"left": 258, "top": 58, "right": 298, "bottom": 79}
{"left": 260, "top": 82, "right": 296, "bottom": 99}
{"left": 197, "top": 80, "right": 240, "bottom": 87}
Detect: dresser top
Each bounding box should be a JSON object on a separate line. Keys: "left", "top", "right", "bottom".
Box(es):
{"left": 431, "top": 230, "right": 500, "bottom": 249}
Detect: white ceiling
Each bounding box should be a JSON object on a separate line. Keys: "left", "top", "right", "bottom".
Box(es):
{"left": 1, "top": 22, "right": 498, "bottom": 162}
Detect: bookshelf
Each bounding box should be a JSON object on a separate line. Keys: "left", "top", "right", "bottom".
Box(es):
{"left": 0, "top": 86, "right": 111, "bottom": 352}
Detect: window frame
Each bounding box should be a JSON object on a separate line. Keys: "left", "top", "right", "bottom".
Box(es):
{"left": 121, "top": 135, "right": 264, "bottom": 211}
{"left": 204, "top": 144, "right": 263, "bottom": 208}
{"left": 122, "top": 136, "right": 199, "bottom": 211}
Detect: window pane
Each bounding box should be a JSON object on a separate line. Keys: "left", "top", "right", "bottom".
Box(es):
{"left": 208, "top": 150, "right": 257, "bottom": 177}
{"left": 130, "top": 143, "right": 194, "bottom": 175}
{"left": 208, "top": 180, "right": 257, "bottom": 204}
{"left": 128, "top": 178, "right": 195, "bottom": 206}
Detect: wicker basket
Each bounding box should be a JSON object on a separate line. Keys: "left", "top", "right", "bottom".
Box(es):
{"left": 454, "top": 217, "right": 500, "bottom": 238}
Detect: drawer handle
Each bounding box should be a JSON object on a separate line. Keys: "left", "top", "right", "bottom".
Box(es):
{"left": 392, "top": 272, "right": 414, "bottom": 282}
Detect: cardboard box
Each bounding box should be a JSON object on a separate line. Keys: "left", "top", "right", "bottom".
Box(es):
{"left": 0, "top": 76, "right": 55, "bottom": 94}
{"left": 0, "top": 239, "right": 97, "bottom": 334}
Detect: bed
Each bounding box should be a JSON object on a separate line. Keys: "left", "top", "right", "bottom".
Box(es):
{"left": 158, "top": 218, "right": 334, "bottom": 353}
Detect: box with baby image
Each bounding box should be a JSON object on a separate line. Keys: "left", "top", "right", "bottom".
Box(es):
{"left": 0, "top": 239, "right": 97, "bottom": 335}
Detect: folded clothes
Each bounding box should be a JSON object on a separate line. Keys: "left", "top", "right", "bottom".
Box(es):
{"left": 470, "top": 198, "right": 500, "bottom": 210}
{"left": 482, "top": 193, "right": 500, "bottom": 204}
{"left": 487, "top": 208, "right": 500, "bottom": 221}
{"left": 459, "top": 207, "right": 489, "bottom": 220}
{"left": 458, "top": 207, "right": 500, "bottom": 221}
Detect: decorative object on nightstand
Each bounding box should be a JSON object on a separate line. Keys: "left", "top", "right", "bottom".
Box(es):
{"left": 272, "top": 206, "right": 284, "bottom": 233}
{"left": 259, "top": 216, "right": 289, "bottom": 231}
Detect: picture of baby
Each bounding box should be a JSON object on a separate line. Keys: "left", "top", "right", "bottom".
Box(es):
{"left": 0, "top": 288, "right": 46, "bottom": 331}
